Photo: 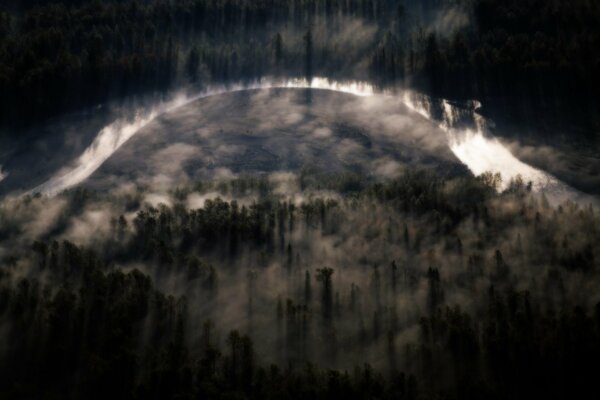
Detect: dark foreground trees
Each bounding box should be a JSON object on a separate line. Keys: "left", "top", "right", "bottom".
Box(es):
{"left": 0, "top": 172, "right": 599, "bottom": 398}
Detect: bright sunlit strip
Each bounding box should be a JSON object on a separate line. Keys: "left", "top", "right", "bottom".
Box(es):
{"left": 26, "top": 76, "right": 574, "bottom": 198}
{"left": 448, "top": 129, "right": 555, "bottom": 190}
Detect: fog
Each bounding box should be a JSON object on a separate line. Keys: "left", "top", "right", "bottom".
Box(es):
{"left": 1, "top": 168, "right": 599, "bottom": 372}
{"left": 4, "top": 77, "right": 586, "bottom": 209}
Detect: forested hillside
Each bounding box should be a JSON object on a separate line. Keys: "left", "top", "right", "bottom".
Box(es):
{"left": 0, "top": 172, "right": 598, "bottom": 399}
{"left": 0, "top": 0, "right": 599, "bottom": 129}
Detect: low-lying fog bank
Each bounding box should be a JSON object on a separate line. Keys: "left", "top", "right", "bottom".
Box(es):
{"left": 84, "top": 88, "right": 464, "bottom": 193}
{"left": 2, "top": 78, "right": 595, "bottom": 208}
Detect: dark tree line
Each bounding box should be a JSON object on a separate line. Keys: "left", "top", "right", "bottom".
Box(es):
{"left": 2, "top": 0, "right": 598, "bottom": 132}
{"left": 0, "top": 0, "right": 408, "bottom": 127}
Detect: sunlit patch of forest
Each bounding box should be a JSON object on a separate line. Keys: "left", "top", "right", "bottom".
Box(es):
{"left": 0, "top": 170, "right": 598, "bottom": 399}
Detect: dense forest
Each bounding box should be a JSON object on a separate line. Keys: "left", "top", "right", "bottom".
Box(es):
{"left": 0, "top": 0, "right": 599, "bottom": 130}
{"left": 0, "top": 171, "right": 598, "bottom": 399}
{"left": 1, "top": 1, "right": 599, "bottom": 399}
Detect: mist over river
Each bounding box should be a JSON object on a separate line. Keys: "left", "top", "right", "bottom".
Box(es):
{"left": 0, "top": 77, "right": 597, "bottom": 206}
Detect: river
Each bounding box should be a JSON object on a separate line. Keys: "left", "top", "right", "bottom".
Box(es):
{"left": 0, "top": 77, "right": 593, "bottom": 205}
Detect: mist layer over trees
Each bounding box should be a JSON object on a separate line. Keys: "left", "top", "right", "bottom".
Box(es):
{"left": 0, "top": 171, "right": 598, "bottom": 399}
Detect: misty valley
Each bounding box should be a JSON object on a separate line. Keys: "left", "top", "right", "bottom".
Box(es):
{"left": 0, "top": 1, "right": 599, "bottom": 400}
